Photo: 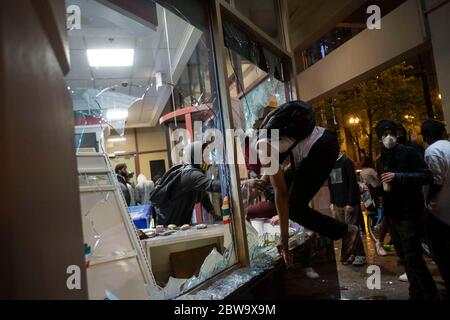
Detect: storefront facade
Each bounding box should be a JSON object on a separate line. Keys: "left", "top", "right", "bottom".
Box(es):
{"left": 1, "top": 0, "right": 301, "bottom": 299}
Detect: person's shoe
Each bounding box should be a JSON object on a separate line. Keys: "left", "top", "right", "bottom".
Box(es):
{"left": 342, "top": 255, "right": 355, "bottom": 265}
{"left": 376, "top": 242, "right": 388, "bottom": 256}
{"left": 384, "top": 244, "right": 395, "bottom": 251}
{"left": 398, "top": 273, "right": 408, "bottom": 282}
{"left": 304, "top": 267, "right": 320, "bottom": 279}
{"left": 352, "top": 256, "right": 367, "bottom": 266}
{"left": 342, "top": 225, "right": 359, "bottom": 259}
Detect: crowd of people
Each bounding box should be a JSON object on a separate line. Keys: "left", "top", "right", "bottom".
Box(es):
{"left": 248, "top": 102, "right": 449, "bottom": 299}
{"left": 115, "top": 100, "right": 449, "bottom": 300}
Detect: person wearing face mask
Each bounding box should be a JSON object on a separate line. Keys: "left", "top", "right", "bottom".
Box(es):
{"left": 115, "top": 163, "right": 131, "bottom": 206}
{"left": 375, "top": 120, "right": 438, "bottom": 300}
{"left": 151, "top": 141, "right": 222, "bottom": 226}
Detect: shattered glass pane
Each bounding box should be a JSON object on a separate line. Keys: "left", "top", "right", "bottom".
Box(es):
{"left": 242, "top": 76, "right": 287, "bottom": 130}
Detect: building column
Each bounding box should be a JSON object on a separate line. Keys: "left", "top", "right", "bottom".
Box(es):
{"left": 427, "top": 1, "right": 450, "bottom": 126}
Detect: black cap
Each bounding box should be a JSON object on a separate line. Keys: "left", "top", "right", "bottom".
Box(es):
{"left": 375, "top": 120, "right": 398, "bottom": 139}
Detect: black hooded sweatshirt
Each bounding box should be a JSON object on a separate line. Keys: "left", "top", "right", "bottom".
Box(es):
{"left": 156, "top": 166, "right": 221, "bottom": 226}
{"left": 376, "top": 144, "right": 433, "bottom": 218}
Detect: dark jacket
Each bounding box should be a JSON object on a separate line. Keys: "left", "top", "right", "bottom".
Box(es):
{"left": 376, "top": 144, "right": 433, "bottom": 217}
{"left": 117, "top": 174, "right": 131, "bottom": 206}
{"left": 156, "top": 167, "right": 221, "bottom": 226}
{"left": 328, "top": 155, "right": 360, "bottom": 207}
{"left": 403, "top": 141, "right": 425, "bottom": 159}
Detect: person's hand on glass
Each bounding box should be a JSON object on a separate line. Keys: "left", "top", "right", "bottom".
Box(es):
{"left": 270, "top": 215, "right": 280, "bottom": 225}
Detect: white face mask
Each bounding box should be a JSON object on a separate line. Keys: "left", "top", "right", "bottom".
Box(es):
{"left": 382, "top": 135, "right": 397, "bottom": 149}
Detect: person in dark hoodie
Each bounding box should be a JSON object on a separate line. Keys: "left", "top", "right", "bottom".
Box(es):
{"left": 375, "top": 119, "right": 438, "bottom": 300}
{"left": 328, "top": 151, "right": 367, "bottom": 266}
{"left": 154, "top": 141, "right": 222, "bottom": 226}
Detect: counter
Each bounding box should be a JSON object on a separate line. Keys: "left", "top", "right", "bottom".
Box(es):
{"left": 141, "top": 224, "right": 226, "bottom": 283}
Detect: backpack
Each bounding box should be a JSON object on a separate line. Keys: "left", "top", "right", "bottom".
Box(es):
{"left": 259, "top": 100, "right": 316, "bottom": 165}
{"left": 259, "top": 100, "right": 316, "bottom": 141}
{"left": 149, "top": 164, "right": 191, "bottom": 207}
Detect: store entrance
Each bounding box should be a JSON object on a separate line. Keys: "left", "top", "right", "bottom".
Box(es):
{"left": 66, "top": 0, "right": 238, "bottom": 299}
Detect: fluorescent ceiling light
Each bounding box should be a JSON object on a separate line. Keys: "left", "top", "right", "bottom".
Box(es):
{"left": 87, "top": 49, "right": 134, "bottom": 67}
{"left": 108, "top": 137, "right": 127, "bottom": 142}
{"left": 106, "top": 108, "right": 128, "bottom": 121}
{"left": 114, "top": 151, "right": 127, "bottom": 154}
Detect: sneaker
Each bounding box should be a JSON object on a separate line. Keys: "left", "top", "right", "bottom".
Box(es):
{"left": 353, "top": 256, "right": 367, "bottom": 266}
{"left": 384, "top": 244, "right": 395, "bottom": 251}
{"left": 376, "top": 242, "right": 388, "bottom": 256}
{"left": 398, "top": 273, "right": 408, "bottom": 282}
{"left": 304, "top": 267, "right": 320, "bottom": 279}
{"left": 342, "top": 255, "right": 355, "bottom": 265}
{"left": 342, "top": 225, "right": 359, "bottom": 260}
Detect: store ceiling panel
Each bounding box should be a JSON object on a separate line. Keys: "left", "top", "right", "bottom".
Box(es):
{"left": 66, "top": 0, "right": 202, "bottom": 128}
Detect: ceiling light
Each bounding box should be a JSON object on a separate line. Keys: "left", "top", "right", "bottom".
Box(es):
{"left": 438, "top": 93, "right": 442, "bottom": 100}
{"left": 114, "top": 151, "right": 127, "bottom": 154}
{"left": 106, "top": 108, "right": 128, "bottom": 121}
{"left": 87, "top": 49, "right": 134, "bottom": 67}
{"left": 108, "top": 137, "right": 127, "bottom": 142}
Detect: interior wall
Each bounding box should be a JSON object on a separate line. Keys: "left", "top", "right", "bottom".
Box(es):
{"left": 106, "top": 126, "right": 169, "bottom": 181}
{"left": 0, "top": 0, "right": 87, "bottom": 299}
{"left": 138, "top": 152, "right": 169, "bottom": 181}
{"left": 107, "top": 129, "right": 137, "bottom": 154}
{"left": 427, "top": 1, "right": 450, "bottom": 127}
{"left": 136, "top": 127, "right": 168, "bottom": 151}
{"left": 296, "top": 0, "right": 427, "bottom": 102}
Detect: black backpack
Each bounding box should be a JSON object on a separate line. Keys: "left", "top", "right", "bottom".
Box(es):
{"left": 149, "top": 164, "right": 192, "bottom": 207}
{"left": 259, "top": 100, "right": 316, "bottom": 164}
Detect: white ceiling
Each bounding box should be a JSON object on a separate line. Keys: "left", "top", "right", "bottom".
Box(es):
{"left": 65, "top": 0, "right": 202, "bottom": 128}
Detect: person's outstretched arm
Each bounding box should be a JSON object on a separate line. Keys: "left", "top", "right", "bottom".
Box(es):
{"left": 269, "top": 167, "right": 293, "bottom": 267}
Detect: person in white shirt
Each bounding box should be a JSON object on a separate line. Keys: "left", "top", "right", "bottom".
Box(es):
{"left": 422, "top": 119, "right": 450, "bottom": 296}
{"left": 256, "top": 101, "right": 359, "bottom": 267}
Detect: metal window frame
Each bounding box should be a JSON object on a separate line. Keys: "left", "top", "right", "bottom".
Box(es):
{"left": 206, "top": 0, "right": 298, "bottom": 270}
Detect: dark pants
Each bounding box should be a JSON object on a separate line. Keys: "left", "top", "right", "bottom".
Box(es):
{"left": 336, "top": 205, "right": 366, "bottom": 259}
{"left": 388, "top": 214, "right": 438, "bottom": 300}
{"left": 386, "top": 217, "right": 406, "bottom": 265}
{"left": 289, "top": 130, "right": 348, "bottom": 240}
{"left": 426, "top": 213, "right": 450, "bottom": 296}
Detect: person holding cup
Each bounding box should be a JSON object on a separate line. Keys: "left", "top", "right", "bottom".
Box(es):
{"left": 375, "top": 120, "right": 438, "bottom": 300}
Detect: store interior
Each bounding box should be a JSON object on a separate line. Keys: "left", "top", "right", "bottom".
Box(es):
{"left": 67, "top": 0, "right": 305, "bottom": 299}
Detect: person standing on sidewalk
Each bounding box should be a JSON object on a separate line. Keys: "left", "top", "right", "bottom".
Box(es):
{"left": 360, "top": 157, "right": 388, "bottom": 256}
{"left": 421, "top": 119, "right": 450, "bottom": 296}
{"left": 328, "top": 151, "right": 367, "bottom": 266}
{"left": 375, "top": 119, "right": 438, "bottom": 300}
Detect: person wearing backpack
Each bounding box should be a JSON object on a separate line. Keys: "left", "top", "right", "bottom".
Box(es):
{"left": 256, "top": 100, "right": 359, "bottom": 267}
{"left": 150, "top": 141, "right": 222, "bottom": 226}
